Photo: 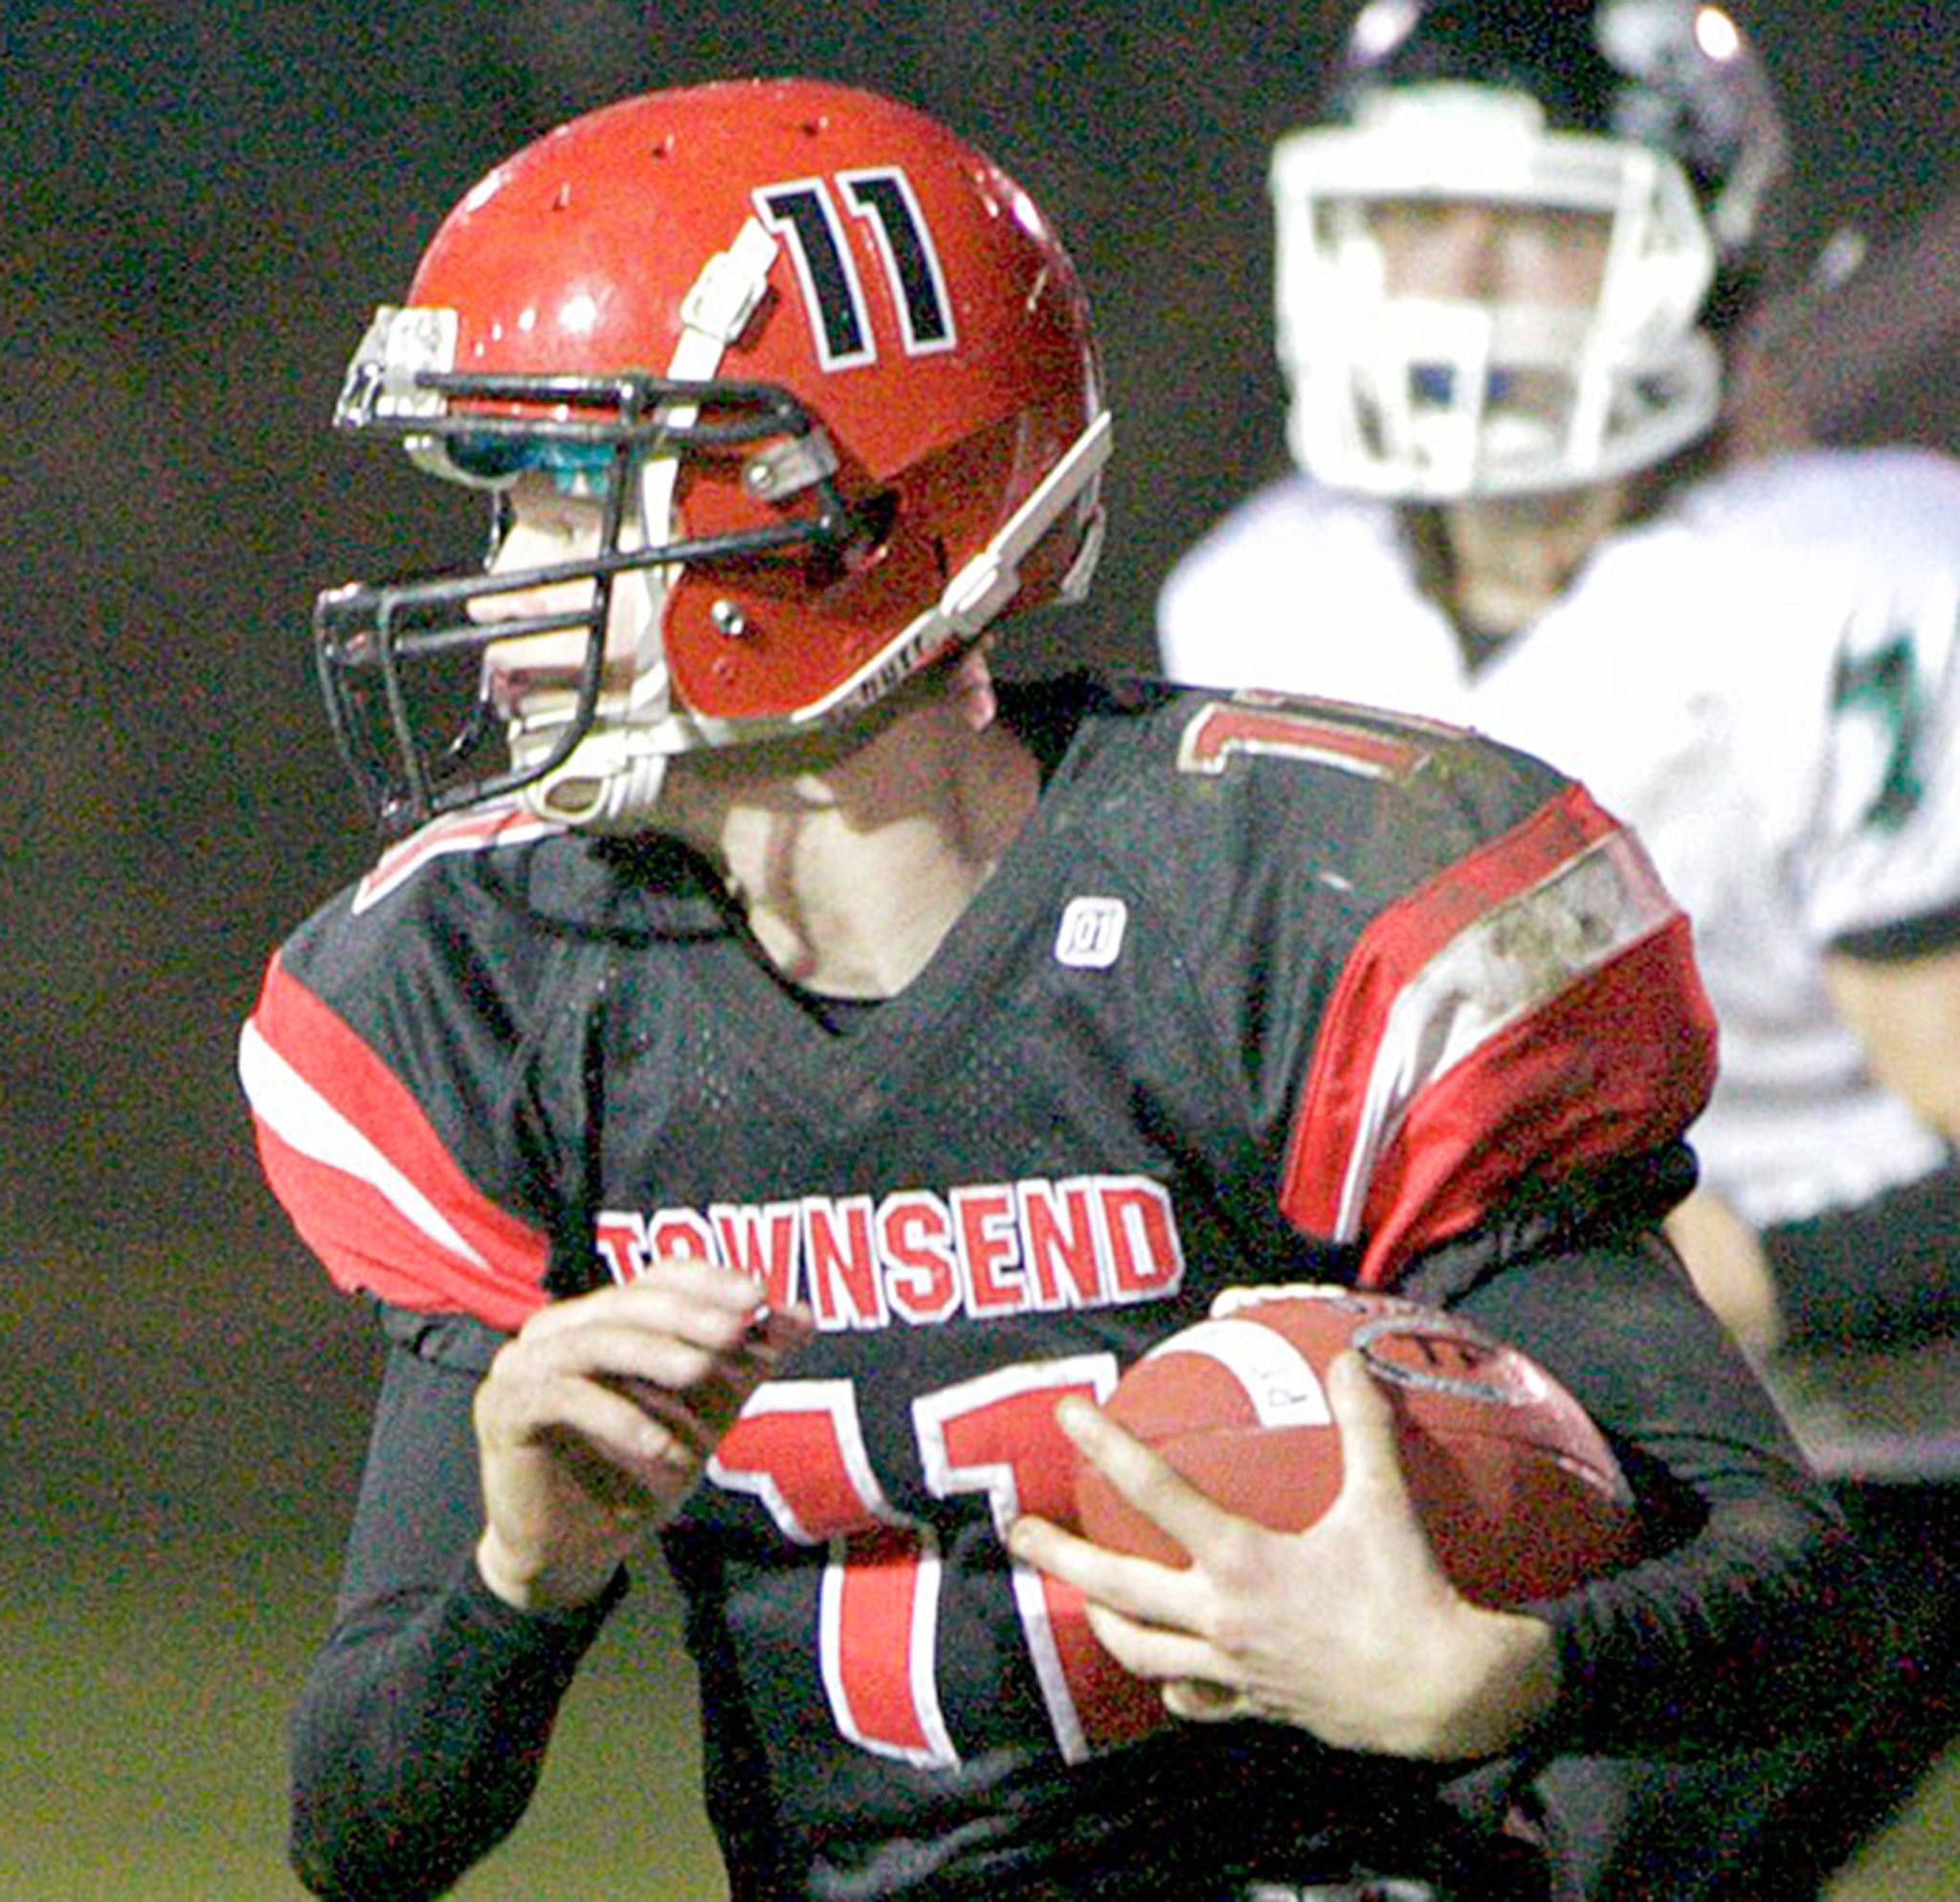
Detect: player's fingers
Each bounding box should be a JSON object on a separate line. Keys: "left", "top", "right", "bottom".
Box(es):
{"left": 519, "top": 1263, "right": 794, "bottom": 1353}
{"left": 1161, "top": 1677, "right": 1254, "bottom": 1723}
{"left": 1076, "top": 1594, "right": 1239, "bottom": 1691}
{"left": 512, "top": 1304, "right": 809, "bottom": 1458}
{"left": 520, "top": 1287, "right": 813, "bottom": 1384}
{"left": 1325, "top": 1349, "right": 1413, "bottom": 1515}
{"left": 1006, "top": 1510, "right": 1203, "bottom": 1628}
{"left": 637, "top": 1257, "right": 817, "bottom": 1358}
{"left": 1005, "top": 1510, "right": 1121, "bottom": 1588}
{"left": 613, "top": 1325, "right": 806, "bottom": 1452}
{"left": 484, "top": 1367, "right": 701, "bottom": 1488}
{"left": 506, "top": 1317, "right": 739, "bottom": 1398}
{"left": 744, "top": 1304, "right": 816, "bottom": 1366}
{"left": 1051, "top": 1396, "right": 1249, "bottom": 1563}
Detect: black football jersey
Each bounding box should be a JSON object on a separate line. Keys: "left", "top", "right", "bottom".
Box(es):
{"left": 244, "top": 678, "right": 1716, "bottom": 1895}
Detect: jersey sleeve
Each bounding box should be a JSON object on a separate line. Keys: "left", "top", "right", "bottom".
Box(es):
{"left": 240, "top": 943, "right": 554, "bottom": 1333}
{"left": 289, "top": 1332, "right": 624, "bottom": 1899}
{"left": 1451, "top": 1235, "right": 1890, "bottom": 1755}
{"left": 1282, "top": 780, "right": 1718, "bottom": 1284}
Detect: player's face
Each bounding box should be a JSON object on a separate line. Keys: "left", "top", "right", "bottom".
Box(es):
{"left": 1366, "top": 198, "right": 1612, "bottom": 306}
{"left": 470, "top": 469, "right": 654, "bottom": 712}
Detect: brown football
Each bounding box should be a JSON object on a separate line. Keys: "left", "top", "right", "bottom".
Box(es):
{"left": 1073, "top": 1289, "right": 1645, "bottom": 1606}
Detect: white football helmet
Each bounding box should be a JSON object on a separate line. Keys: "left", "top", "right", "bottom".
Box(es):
{"left": 1272, "top": 0, "right": 1787, "bottom": 499}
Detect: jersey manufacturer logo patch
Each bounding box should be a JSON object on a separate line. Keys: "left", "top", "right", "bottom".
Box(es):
{"left": 1054, "top": 896, "right": 1127, "bottom": 969}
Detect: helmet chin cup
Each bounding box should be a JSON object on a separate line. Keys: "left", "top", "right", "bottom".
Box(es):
{"left": 1303, "top": 283, "right": 1719, "bottom": 498}
{"left": 514, "top": 732, "right": 672, "bottom": 831}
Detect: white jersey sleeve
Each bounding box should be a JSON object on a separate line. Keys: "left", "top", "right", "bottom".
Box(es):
{"left": 1158, "top": 480, "right": 1475, "bottom": 718}
{"left": 1755, "top": 452, "right": 1960, "bottom": 949}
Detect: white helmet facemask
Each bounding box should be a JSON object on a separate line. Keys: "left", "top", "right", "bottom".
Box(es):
{"left": 1272, "top": 85, "right": 1720, "bottom": 499}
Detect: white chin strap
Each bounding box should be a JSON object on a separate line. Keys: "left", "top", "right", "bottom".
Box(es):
{"left": 509, "top": 721, "right": 677, "bottom": 830}
{"left": 514, "top": 219, "right": 782, "bottom": 831}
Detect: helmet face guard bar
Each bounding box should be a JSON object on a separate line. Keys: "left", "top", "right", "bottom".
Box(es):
{"left": 313, "top": 368, "right": 857, "bottom": 833}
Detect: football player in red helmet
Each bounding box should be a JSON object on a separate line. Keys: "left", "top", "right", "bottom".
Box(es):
{"left": 247, "top": 77, "right": 1884, "bottom": 1902}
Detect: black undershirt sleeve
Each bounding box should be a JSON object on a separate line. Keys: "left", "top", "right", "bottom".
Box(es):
{"left": 1446, "top": 1235, "right": 1897, "bottom": 1757}
{"left": 287, "top": 1330, "right": 626, "bottom": 1901}
{"left": 1760, "top": 1152, "right": 1960, "bottom": 1347}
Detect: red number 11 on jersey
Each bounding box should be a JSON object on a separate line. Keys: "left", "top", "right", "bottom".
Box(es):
{"left": 709, "top": 1354, "right": 1153, "bottom": 1764}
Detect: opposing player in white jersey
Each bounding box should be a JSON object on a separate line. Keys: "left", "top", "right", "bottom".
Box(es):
{"left": 1157, "top": 1, "right": 1960, "bottom": 1893}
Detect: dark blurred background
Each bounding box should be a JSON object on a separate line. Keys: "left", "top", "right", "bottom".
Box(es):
{"left": 2, "top": 2, "right": 1955, "bottom": 1894}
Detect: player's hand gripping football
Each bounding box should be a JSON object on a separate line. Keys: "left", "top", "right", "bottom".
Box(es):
{"left": 473, "top": 1261, "right": 812, "bottom": 1612}
{"left": 1007, "top": 1350, "right": 1560, "bottom": 1760}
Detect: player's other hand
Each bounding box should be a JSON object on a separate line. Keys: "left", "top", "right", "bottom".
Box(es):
{"left": 1006, "top": 1351, "right": 1558, "bottom": 1760}
{"left": 474, "top": 1261, "right": 812, "bottom": 1612}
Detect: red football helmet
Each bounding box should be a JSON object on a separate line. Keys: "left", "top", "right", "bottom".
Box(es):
{"left": 315, "top": 78, "right": 1110, "bottom": 831}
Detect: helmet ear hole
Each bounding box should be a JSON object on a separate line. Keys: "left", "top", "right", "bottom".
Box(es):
{"left": 817, "top": 488, "right": 900, "bottom": 585}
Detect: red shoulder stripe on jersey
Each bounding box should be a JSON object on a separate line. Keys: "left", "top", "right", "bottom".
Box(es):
{"left": 240, "top": 954, "right": 551, "bottom": 1331}
{"left": 352, "top": 799, "right": 563, "bottom": 917}
{"left": 1280, "top": 784, "right": 1716, "bottom": 1282}
{"left": 1177, "top": 698, "right": 1434, "bottom": 781}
